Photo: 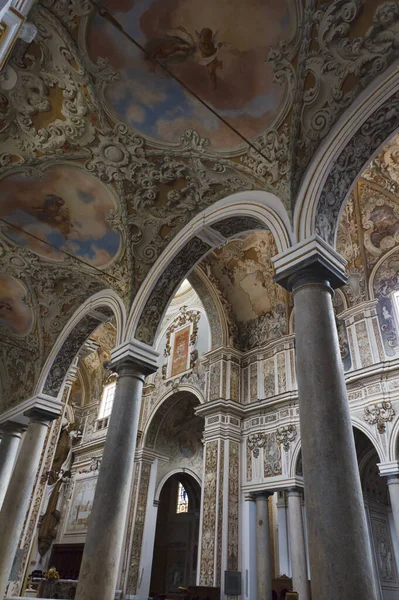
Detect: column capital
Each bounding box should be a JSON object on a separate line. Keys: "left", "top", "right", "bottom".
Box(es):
{"left": 256, "top": 490, "right": 274, "bottom": 500}
{"left": 273, "top": 235, "right": 347, "bottom": 291}
{"left": 110, "top": 339, "right": 159, "bottom": 376}
{"left": 244, "top": 492, "right": 256, "bottom": 502}
{"left": 378, "top": 461, "right": 399, "bottom": 478}
{"left": 0, "top": 394, "right": 63, "bottom": 427}
{"left": 286, "top": 486, "right": 304, "bottom": 498}
{"left": 0, "top": 420, "right": 26, "bottom": 438}
{"left": 24, "top": 407, "right": 59, "bottom": 425}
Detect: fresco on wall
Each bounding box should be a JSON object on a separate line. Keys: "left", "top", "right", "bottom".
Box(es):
{"left": 88, "top": 0, "right": 294, "bottom": 148}
{"left": 66, "top": 477, "right": 97, "bottom": 535}
{"left": 205, "top": 231, "right": 287, "bottom": 350}
{"left": 0, "top": 167, "right": 121, "bottom": 267}
{"left": 0, "top": 274, "right": 33, "bottom": 336}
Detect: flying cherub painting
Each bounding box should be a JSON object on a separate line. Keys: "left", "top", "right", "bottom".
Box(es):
{"left": 0, "top": 166, "right": 121, "bottom": 268}
{"left": 89, "top": 0, "right": 294, "bottom": 148}
{"left": 147, "top": 26, "right": 233, "bottom": 90}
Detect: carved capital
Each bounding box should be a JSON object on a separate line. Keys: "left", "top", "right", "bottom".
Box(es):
{"left": 364, "top": 401, "right": 395, "bottom": 434}
{"left": 247, "top": 432, "right": 266, "bottom": 458}
{"left": 276, "top": 424, "right": 297, "bottom": 451}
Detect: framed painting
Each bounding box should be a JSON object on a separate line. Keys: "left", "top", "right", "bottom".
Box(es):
{"left": 170, "top": 325, "right": 191, "bottom": 377}
{"left": 65, "top": 476, "right": 97, "bottom": 535}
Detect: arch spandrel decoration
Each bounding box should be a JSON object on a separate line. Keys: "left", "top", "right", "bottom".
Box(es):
{"left": 210, "top": 216, "right": 268, "bottom": 238}
{"left": 135, "top": 237, "right": 211, "bottom": 346}
{"left": 43, "top": 310, "right": 113, "bottom": 398}
{"left": 314, "top": 89, "right": 399, "bottom": 247}
{"left": 134, "top": 215, "right": 274, "bottom": 347}
{"left": 187, "top": 270, "right": 225, "bottom": 349}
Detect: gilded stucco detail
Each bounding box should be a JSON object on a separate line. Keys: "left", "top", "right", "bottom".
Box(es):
{"left": 364, "top": 401, "right": 395, "bottom": 434}
{"left": 355, "top": 321, "right": 373, "bottom": 368}
{"left": 249, "top": 363, "right": 258, "bottom": 403}
{"left": 229, "top": 362, "right": 240, "bottom": 402}
{"left": 227, "top": 441, "right": 239, "bottom": 571}
{"left": 263, "top": 432, "right": 282, "bottom": 478}
{"left": 200, "top": 441, "right": 218, "bottom": 586}
{"left": 263, "top": 358, "right": 275, "bottom": 398}
{"left": 216, "top": 441, "right": 224, "bottom": 587}
{"left": 126, "top": 462, "right": 152, "bottom": 595}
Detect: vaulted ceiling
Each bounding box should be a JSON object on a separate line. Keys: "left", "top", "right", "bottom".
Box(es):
{"left": 0, "top": 0, "right": 398, "bottom": 409}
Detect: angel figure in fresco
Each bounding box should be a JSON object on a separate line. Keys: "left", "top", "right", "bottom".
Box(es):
{"left": 29, "top": 194, "right": 80, "bottom": 238}
{"left": 147, "top": 26, "right": 235, "bottom": 89}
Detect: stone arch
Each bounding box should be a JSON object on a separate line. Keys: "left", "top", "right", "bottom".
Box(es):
{"left": 155, "top": 468, "right": 202, "bottom": 504}
{"left": 127, "top": 191, "right": 292, "bottom": 347}
{"left": 188, "top": 267, "right": 230, "bottom": 349}
{"left": 36, "top": 290, "right": 126, "bottom": 399}
{"left": 352, "top": 420, "right": 385, "bottom": 463}
{"left": 388, "top": 416, "right": 399, "bottom": 462}
{"left": 289, "top": 437, "right": 303, "bottom": 478}
{"left": 143, "top": 389, "right": 204, "bottom": 450}
{"left": 294, "top": 62, "right": 399, "bottom": 246}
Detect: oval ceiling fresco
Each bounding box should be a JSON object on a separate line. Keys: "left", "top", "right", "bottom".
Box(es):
{"left": 0, "top": 166, "right": 121, "bottom": 268}
{"left": 88, "top": 0, "right": 295, "bottom": 149}
{"left": 0, "top": 274, "right": 33, "bottom": 336}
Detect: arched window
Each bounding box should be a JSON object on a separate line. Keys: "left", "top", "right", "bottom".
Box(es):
{"left": 98, "top": 381, "right": 116, "bottom": 420}
{"left": 176, "top": 481, "right": 189, "bottom": 514}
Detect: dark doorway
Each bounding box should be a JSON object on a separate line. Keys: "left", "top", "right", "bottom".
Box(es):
{"left": 150, "top": 473, "right": 201, "bottom": 596}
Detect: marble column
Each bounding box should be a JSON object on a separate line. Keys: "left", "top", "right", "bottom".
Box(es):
{"left": 274, "top": 239, "right": 378, "bottom": 600}
{"left": 0, "top": 409, "right": 56, "bottom": 599}
{"left": 75, "top": 344, "right": 157, "bottom": 600}
{"left": 0, "top": 421, "right": 25, "bottom": 509}
{"left": 387, "top": 475, "right": 399, "bottom": 542}
{"left": 256, "top": 492, "right": 273, "bottom": 600}
{"left": 287, "top": 488, "right": 309, "bottom": 600}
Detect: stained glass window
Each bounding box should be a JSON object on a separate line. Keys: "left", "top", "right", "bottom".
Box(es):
{"left": 176, "top": 481, "right": 189, "bottom": 514}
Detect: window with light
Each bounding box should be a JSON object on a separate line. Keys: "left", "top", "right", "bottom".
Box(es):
{"left": 98, "top": 382, "right": 116, "bottom": 419}
{"left": 176, "top": 481, "right": 189, "bottom": 514}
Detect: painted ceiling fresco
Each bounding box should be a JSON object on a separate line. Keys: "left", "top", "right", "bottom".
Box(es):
{"left": 0, "top": 166, "right": 121, "bottom": 267}
{"left": 88, "top": 0, "right": 294, "bottom": 149}
{"left": 0, "top": 273, "right": 33, "bottom": 336}
{"left": 203, "top": 231, "right": 288, "bottom": 351}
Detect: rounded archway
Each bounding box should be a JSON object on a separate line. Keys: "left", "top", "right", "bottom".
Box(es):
{"left": 353, "top": 426, "right": 399, "bottom": 596}
{"left": 150, "top": 472, "right": 201, "bottom": 597}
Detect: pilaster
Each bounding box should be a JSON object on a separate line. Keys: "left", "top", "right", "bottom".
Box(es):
{"left": 196, "top": 401, "right": 243, "bottom": 594}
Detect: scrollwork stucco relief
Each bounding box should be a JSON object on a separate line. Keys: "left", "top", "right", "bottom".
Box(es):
{"left": 289, "top": 0, "right": 399, "bottom": 196}
{"left": 200, "top": 440, "right": 218, "bottom": 587}
{"left": 316, "top": 89, "right": 399, "bottom": 245}
{"left": 227, "top": 441, "right": 239, "bottom": 571}
{"left": 276, "top": 424, "right": 297, "bottom": 452}
{"left": 135, "top": 237, "right": 211, "bottom": 346}
{"left": 364, "top": 400, "right": 395, "bottom": 433}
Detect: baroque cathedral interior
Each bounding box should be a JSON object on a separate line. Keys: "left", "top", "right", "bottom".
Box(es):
{"left": 1, "top": 1, "right": 399, "bottom": 600}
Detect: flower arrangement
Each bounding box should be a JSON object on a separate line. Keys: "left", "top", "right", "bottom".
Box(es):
{"left": 43, "top": 567, "right": 60, "bottom": 580}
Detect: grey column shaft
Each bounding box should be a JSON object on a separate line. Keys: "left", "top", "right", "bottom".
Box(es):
{"left": 292, "top": 274, "right": 377, "bottom": 600}
{"left": 0, "top": 414, "right": 51, "bottom": 599}
{"left": 0, "top": 422, "right": 25, "bottom": 509}
{"left": 287, "top": 490, "right": 309, "bottom": 600}
{"left": 256, "top": 494, "right": 273, "bottom": 600}
{"left": 75, "top": 362, "right": 147, "bottom": 600}
{"left": 387, "top": 476, "right": 399, "bottom": 543}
